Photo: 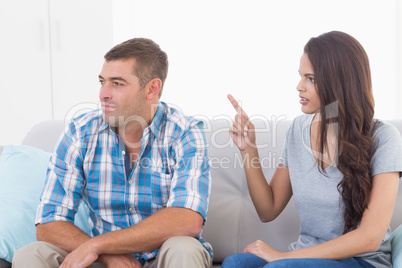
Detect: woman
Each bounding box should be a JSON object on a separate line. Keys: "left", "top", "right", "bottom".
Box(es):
{"left": 223, "top": 31, "right": 402, "bottom": 267}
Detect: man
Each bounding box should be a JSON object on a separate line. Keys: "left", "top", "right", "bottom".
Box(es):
{"left": 13, "top": 38, "right": 212, "bottom": 268}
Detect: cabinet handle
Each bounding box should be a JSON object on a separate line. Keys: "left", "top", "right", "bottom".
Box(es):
{"left": 39, "top": 19, "right": 45, "bottom": 51}
{"left": 51, "top": 19, "right": 61, "bottom": 51}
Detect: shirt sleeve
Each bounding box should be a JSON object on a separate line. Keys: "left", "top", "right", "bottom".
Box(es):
{"left": 278, "top": 120, "right": 294, "bottom": 168}
{"left": 370, "top": 121, "right": 402, "bottom": 178}
{"left": 35, "top": 121, "right": 85, "bottom": 225}
{"left": 166, "top": 120, "right": 211, "bottom": 220}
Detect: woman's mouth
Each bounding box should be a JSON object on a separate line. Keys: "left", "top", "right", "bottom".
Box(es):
{"left": 300, "top": 97, "right": 309, "bottom": 105}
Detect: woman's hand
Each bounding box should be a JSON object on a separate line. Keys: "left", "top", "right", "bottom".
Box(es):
{"left": 227, "top": 94, "right": 256, "bottom": 152}
{"left": 243, "top": 240, "right": 283, "bottom": 263}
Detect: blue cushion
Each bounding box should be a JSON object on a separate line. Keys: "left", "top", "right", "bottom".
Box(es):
{"left": 391, "top": 224, "right": 402, "bottom": 267}
{"left": 0, "top": 145, "right": 90, "bottom": 262}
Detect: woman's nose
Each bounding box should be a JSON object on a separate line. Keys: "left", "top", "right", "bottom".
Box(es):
{"left": 296, "top": 79, "right": 304, "bottom": 92}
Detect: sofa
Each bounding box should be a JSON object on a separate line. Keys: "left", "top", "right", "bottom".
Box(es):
{"left": 1, "top": 117, "right": 402, "bottom": 267}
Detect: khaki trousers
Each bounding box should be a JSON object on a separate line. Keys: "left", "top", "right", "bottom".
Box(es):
{"left": 12, "top": 236, "right": 212, "bottom": 268}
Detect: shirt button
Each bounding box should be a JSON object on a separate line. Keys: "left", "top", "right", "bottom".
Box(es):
{"left": 128, "top": 179, "right": 133, "bottom": 184}
{"left": 122, "top": 151, "right": 126, "bottom": 155}
{"left": 129, "top": 207, "right": 134, "bottom": 212}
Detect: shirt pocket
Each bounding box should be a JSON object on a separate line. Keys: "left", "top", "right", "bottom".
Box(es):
{"left": 150, "top": 169, "right": 172, "bottom": 206}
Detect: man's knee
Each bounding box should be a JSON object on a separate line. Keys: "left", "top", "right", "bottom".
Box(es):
{"left": 161, "top": 236, "right": 203, "bottom": 254}
{"left": 12, "top": 241, "right": 67, "bottom": 268}
{"left": 13, "top": 241, "right": 52, "bottom": 263}
{"left": 157, "top": 236, "right": 211, "bottom": 268}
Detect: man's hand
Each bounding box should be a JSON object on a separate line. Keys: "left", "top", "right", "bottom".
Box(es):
{"left": 98, "top": 254, "right": 143, "bottom": 268}
{"left": 60, "top": 243, "right": 142, "bottom": 268}
{"left": 59, "top": 239, "right": 98, "bottom": 268}
{"left": 59, "top": 237, "right": 143, "bottom": 268}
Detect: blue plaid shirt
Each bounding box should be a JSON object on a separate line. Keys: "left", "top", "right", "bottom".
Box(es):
{"left": 36, "top": 101, "right": 212, "bottom": 261}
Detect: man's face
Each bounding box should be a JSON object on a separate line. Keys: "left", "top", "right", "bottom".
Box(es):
{"left": 98, "top": 59, "right": 147, "bottom": 127}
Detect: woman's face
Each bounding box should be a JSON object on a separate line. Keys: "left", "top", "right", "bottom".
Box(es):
{"left": 296, "top": 53, "right": 320, "bottom": 114}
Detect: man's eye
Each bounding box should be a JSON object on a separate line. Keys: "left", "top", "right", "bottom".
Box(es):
{"left": 99, "top": 80, "right": 105, "bottom": 85}
{"left": 114, "top": 82, "right": 124, "bottom": 86}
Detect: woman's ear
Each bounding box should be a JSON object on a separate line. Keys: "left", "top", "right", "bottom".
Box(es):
{"left": 145, "top": 78, "right": 162, "bottom": 100}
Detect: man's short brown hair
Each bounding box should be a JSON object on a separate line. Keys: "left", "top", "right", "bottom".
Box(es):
{"left": 104, "top": 38, "right": 168, "bottom": 96}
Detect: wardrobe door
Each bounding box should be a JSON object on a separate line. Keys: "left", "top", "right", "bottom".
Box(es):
{"left": 0, "top": 0, "right": 52, "bottom": 144}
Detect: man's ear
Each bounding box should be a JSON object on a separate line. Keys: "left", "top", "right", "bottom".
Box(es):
{"left": 145, "top": 78, "right": 162, "bottom": 100}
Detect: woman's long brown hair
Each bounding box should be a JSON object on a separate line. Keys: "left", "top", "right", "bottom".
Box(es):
{"left": 304, "top": 31, "right": 377, "bottom": 234}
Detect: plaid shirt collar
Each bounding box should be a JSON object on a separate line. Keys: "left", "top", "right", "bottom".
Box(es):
{"left": 98, "top": 101, "right": 167, "bottom": 140}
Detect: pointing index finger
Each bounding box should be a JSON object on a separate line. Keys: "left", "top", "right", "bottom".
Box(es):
{"left": 227, "top": 94, "right": 248, "bottom": 118}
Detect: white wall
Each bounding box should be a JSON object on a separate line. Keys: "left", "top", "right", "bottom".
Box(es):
{"left": 113, "top": 0, "right": 401, "bottom": 123}
{"left": 1, "top": 0, "right": 400, "bottom": 145}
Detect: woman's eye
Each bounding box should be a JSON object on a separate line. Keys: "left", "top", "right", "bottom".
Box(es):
{"left": 308, "top": 77, "right": 315, "bottom": 83}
